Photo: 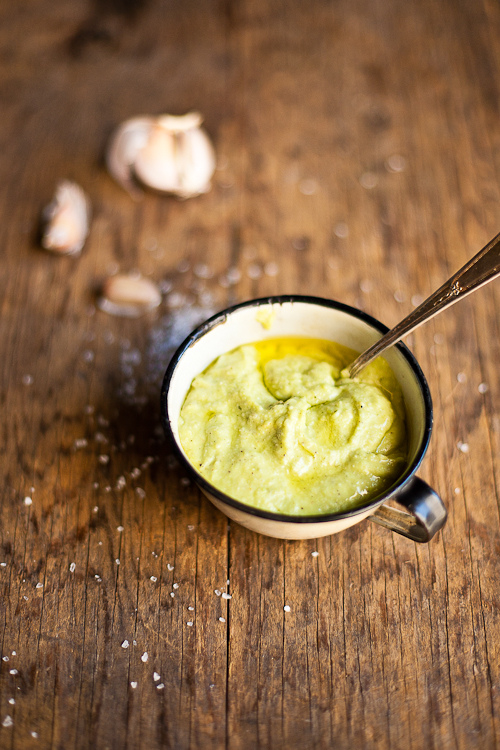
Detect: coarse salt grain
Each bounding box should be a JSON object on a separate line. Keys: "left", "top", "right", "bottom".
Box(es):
{"left": 31, "top": 732, "right": 38, "bottom": 739}
{"left": 69, "top": 563, "right": 76, "bottom": 573}
{"left": 150, "top": 576, "right": 157, "bottom": 583}
{"left": 457, "top": 372, "right": 467, "bottom": 383}
{"left": 9, "top": 669, "right": 18, "bottom": 675}
{"left": 188, "top": 606, "right": 194, "bottom": 611}
{"left": 130, "top": 681, "right": 138, "bottom": 689}
{"left": 219, "top": 617, "right": 226, "bottom": 623}
{"left": 122, "top": 640, "right": 129, "bottom": 649}
{"left": 187, "top": 621, "right": 193, "bottom": 627}
{"left": 36, "top": 583, "right": 43, "bottom": 589}
{"left": 311, "top": 551, "right": 319, "bottom": 557}
{"left": 8, "top": 699, "right": 14, "bottom": 705}
{"left": 157, "top": 683, "right": 165, "bottom": 690}
{"left": 154, "top": 672, "right": 161, "bottom": 682}
{"left": 284, "top": 605, "right": 291, "bottom": 612}
{"left": 214, "top": 589, "right": 221, "bottom": 596}
{"left": 457, "top": 441, "right": 470, "bottom": 453}
{"left": 2, "top": 716, "right": 13, "bottom": 728}
{"left": 222, "top": 593, "right": 232, "bottom": 600}
{"left": 385, "top": 154, "right": 406, "bottom": 173}
{"left": 0, "top": 563, "right": 7, "bottom": 567}
{"left": 167, "top": 564, "right": 174, "bottom": 571}
{"left": 117, "top": 526, "right": 124, "bottom": 533}
{"left": 98, "top": 455, "right": 110, "bottom": 464}
{"left": 141, "top": 652, "right": 148, "bottom": 663}
{"left": 173, "top": 583, "right": 179, "bottom": 590}
{"left": 2, "top": 657, "right": 8, "bottom": 662}
{"left": 22, "top": 374, "right": 33, "bottom": 386}
{"left": 170, "top": 592, "right": 175, "bottom": 598}
{"left": 478, "top": 383, "right": 489, "bottom": 394}
{"left": 359, "top": 172, "right": 378, "bottom": 189}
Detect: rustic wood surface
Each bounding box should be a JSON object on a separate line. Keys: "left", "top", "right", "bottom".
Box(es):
{"left": 1, "top": 0, "right": 499, "bottom": 748}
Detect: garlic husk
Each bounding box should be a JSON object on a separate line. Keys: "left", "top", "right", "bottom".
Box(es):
{"left": 42, "top": 181, "right": 90, "bottom": 256}
{"left": 106, "top": 117, "right": 152, "bottom": 199}
{"left": 98, "top": 274, "right": 162, "bottom": 318}
{"left": 106, "top": 112, "right": 216, "bottom": 199}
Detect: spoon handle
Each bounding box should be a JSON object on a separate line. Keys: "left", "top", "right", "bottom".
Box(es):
{"left": 348, "top": 231, "right": 500, "bottom": 379}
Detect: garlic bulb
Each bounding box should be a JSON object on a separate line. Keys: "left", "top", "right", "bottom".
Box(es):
{"left": 41, "top": 181, "right": 90, "bottom": 256}
{"left": 106, "top": 112, "right": 216, "bottom": 199}
{"left": 98, "top": 274, "right": 162, "bottom": 317}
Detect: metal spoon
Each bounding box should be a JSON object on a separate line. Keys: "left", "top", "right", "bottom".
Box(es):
{"left": 348, "top": 231, "right": 500, "bottom": 379}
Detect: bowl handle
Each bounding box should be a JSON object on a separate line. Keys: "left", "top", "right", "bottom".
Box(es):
{"left": 369, "top": 476, "right": 447, "bottom": 542}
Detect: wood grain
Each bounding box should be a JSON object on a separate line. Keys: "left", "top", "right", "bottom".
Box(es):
{"left": 0, "top": 0, "right": 499, "bottom": 748}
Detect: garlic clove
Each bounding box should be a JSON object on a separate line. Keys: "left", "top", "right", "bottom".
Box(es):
{"left": 106, "top": 117, "right": 153, "bottom": 199}
{"left": 133, "top": 112, "right": 216, "bottom": 198}
{"left": 42, "top": 180, "right": 90, "bottom": 256}
{"left": 98, "top": 274, "right": 162, "bottom": 317}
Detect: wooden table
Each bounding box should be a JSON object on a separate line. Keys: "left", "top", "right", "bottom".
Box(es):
{"left": 1, "top": 0, "right": 499, "bottom": 747}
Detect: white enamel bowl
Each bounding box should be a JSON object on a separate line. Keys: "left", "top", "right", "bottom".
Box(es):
{"left": 161, "top": 296, "right": 447, "bottom": 542}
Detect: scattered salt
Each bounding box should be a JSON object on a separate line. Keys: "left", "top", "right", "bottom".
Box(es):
{"left": 167, "top": 564, "right": 174, "bottom": 571}
{"left": 457, "top": 441, "right": 470, "bottom": 453}
{"left": 98, "top": 455, "right": 110, "bottom": 465}
{"left": 24, "top": 497, "right": 32, "bottom": 506}
{"left": 74, "top": 438, "right": 88, "bottom": 449}
{"left": 69, "top": 563, "right": 76, "bottom": 573}
{"left": 214, "top": 589, "right": 221, "bottom": 596}
{"left": 385, "top": 154, "right": 406, "bottom": 173}
{"left": 284, "top": 605, "right": 291, "bottom": 612}
{"left": 8, "top": 699, "right": 14, "bottom": 705}
{"left": 141, "top": 652, "right": 148, "bottom": 663}
{"left": 9, "top": 669, "right": 18, "bottom": 675}
{"left": 153, "top": 672, "right": 161, "bottom": 682}
{"left": 157, "top": 683, "right": 165, "bottom": 690}
{"left": 311, "top": 551, "right": 319, "bottom": 557}
{"left": 219, "top": 617, "right": 226, "bottom": 623}
{"left": 130, "top": 682, "right": 138, "bottom": 689}
{"left": 2, "top": 716, "right": 13, "bottom": 728}
{"left": 457, "top": 372, "right": 467, "bottom": 383}
{"left": 173, "top": 583, "right": 179, "bottom": 590}
{"left": 35, "top": 583, "right": 43, "bottom": 589}
{"left": 333, "top": 222, "right": 349, "bottom": 239}
{"left": 117, "top": 526, "right": 124, "bottom": 533}
{"left": 187, "top": 621, "right": 193, "bottom": 627}
{"left": 222, "top": 593, "right": 232, "bottom": 600}
{"left": 121, "top": 640, "right": 129, "bottom": 649}
{"left": 188, "top": 606, "right": 194, "bottom": 611}
{"left": 264, "top": 262, "right": 279, "bottom": 277}
{"left": 150, "top": 576, "right": 157, "bottom": 583}
{"left": 31, "top": 732, "right": 38, "bottom": 739}
{"left": 478, "top": 383, "right": 489, "bottom": 394}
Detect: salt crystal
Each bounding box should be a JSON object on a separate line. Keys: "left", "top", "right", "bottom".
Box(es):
{"left": 478, "top": 383, "right": 489, "bottom": 394}
{"left": 141, "top": 652, "right": 148, "bottom": 663}
{"left": 8, "top": 699, "right": 14, "bottom": 705}
{"left": 22, "top": 374, "right": 33, "bottom": 386}
{"left": 0, "top": 563, "right": 7, "bottom": 567}
{"left": 24, "top": 497, "right": 32, "bottom": 506}
{"left": 219, "top": 617, "right": 226, "bottom": 623}
{"left": 457, "top": 372, "right": 467, "bottom": 383}
{"left": 394, "top": 290, "right": 406, "bottom": 303}
{"left": 454, "top": 487, "right": 461, "bottom": 495}
{"left": 359, "top": 279, "right": 373, "bottom": 294}
{"left": 170, "top": 592, "right": 175, "bottom": 598}
{"left": 333, "top": 222, "right": 349, "bottom": 239}
{"left": 31, "top": 732, "right": 38, "bottom": 739}
{"left": 264, "top": 262, "right": 279, "bottom": 277}
{"left": 9, "top": 669, "right": 18, "bottom": 675}
{"left": 359, "top": 172, "right": 378, "bottom": 189}
{"left": 98, "top": 455, "right": 110, "bottom": 465}
{"left": 226, "top": 267, "right": 242, "bottom": 284}
{"left": 385, "top": 154, "right": 406, "bottom": 173}
{"left": 150, "top": 576, "right": 157, "bottom": 583}
{"left": 214, "top": 589, "right": 221, "bottom": 596}
{"left": 411, "top": 294, "right": 424, "bottom": 307}
{"left": 35, "top": 582, "right": 43, "bottom": 589}
{"left": 173, "top": 583, "right": 179, "bottom": 590}
{"left": 457, "top": 441, "right": 470, "bottom": 453}
{"left": 222, "top": 593, "right": 232, "bottom": 600}
{"left": 2, "top": 657, "right": 8, "bottom": 662}
{"left": 187, "top": 524, "right": 195, "bottom": 531}
{"left": 157, "top": 683, "right": 165, "bottom": 690}
{"left": 121, "top": 640, "right": 129, "bottom": 649}
{"left": 2, "top": 715, "right": 13, "bottom": 728}
{"left": 117, "top": 526, "right": 124, "bottom": 533}
{"left": 115, "top": 559, "right": 120, "bottom": 565}
{"left": 284, "top": 605, "right": 291, "bottom": 612}
{"left": 311, "top": 551, "right": 319, "bottom": 557}
{"left": 187, "top": 621, "right": 193, "bottom": 627}
{"left": 69, "top": 562, "right": 76, "bottom": 573}
{"left": 299, "top": 178, "right": 318, "bottom": 195}
{"left": 188, "top": 606, "right": 194, "bottom": 611}
{"left": 247, "top": 263, "right": 262, "bottom": 280}
{"left": 154, "top": 672, "right": 161, "bottom": 682}
{"left": 167, "top": 564, "right": 174, "bottom": 571}
{"left": 130, "top": 681, "right": 138, "bottom": 689}
{"left": 135, "top": 488, "right": 146, "bottom": 498}
{"left": 82, "top": 350, "right": 95, "bottom": 363}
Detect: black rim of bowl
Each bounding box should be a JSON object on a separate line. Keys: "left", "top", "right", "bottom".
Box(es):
{"left": 160, "top": 295, "right": 433, "bottom": 524}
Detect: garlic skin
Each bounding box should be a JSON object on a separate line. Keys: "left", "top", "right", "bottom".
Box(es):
{"left": 42, "top": 181, "right": 90, "bottom": 256}
{"left": 98, "top": 274, "right": 162, "bottom": 318}
{"left": 106, "top": 112, "right": 216, "bottom": 199}
{"left": 105, "top": 117, "right": 152, "bottom": 199}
